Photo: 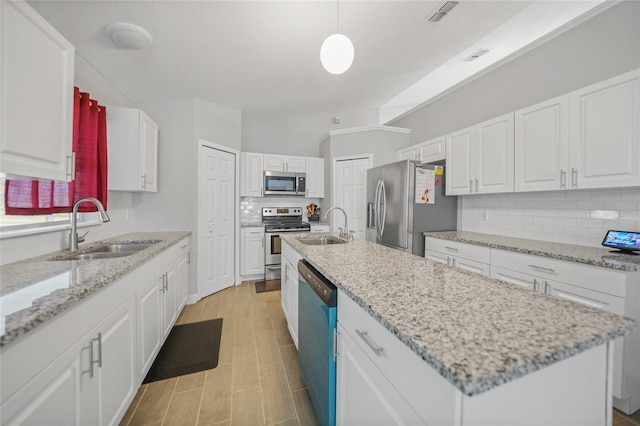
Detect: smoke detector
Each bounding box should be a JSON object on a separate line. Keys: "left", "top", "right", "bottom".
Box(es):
{"left": 427, "top": 1, "right": 459, "bottom": 23}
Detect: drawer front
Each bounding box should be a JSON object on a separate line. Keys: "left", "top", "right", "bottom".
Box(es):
{"left": 337, "top": 290, "right": 457, "bottom": 424}
{"left": 242, "top": 227, "right": 264, "bottom": 237}
{"left": 310, "top": 224, "right": 330, "bottom": 233}
{"left": 490, "top": 266, "right": 538, "bottom": 291}
{"left": 424, "top": 237, "right": 491, "bottom": 264}
{"left": 491, "top": 249, "right": 627, "bottom": 298}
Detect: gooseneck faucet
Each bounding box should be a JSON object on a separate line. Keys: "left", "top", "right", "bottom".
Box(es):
{"left": 69, "top": 197, "right": 110, "bottom": 251}
{"left": 324, "top": 206, "right": 350, "bottom": 239}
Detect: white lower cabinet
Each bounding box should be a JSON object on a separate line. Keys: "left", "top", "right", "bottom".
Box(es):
{"left": 2, "top": 296, "right": 137, "bottom": 426}
{"left": 336, "top": 287, "right": 611, "bottom": 425}
{"left": 137, "top": 239, "right": 191, "bottom": 379}
{"left": 1, "top": 237, "right": 192, "bottom": 425}
{"left": 336, "top": 323, "right": 424, "bottom": 426}
{"left": 281, "top": 240, "right": 302, "bottom": 348}
{"left": 424, "top": 237, "right": 491, "bottom": 277}
{"left": 241, "top": 227, "right": 265, "bottom": 279}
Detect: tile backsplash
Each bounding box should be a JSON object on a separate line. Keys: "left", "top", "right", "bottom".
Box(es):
{"left": 460, "top": 188, "right": 640, "bottom": 247}
{"left": 241, "top": 196, "right": 321, "bottom": 223}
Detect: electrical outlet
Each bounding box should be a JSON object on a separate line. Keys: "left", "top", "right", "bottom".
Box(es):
{"left": 481, "top": 211, "right": 489, "bottom": 221}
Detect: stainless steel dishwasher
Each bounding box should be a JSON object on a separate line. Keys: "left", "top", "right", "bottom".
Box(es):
{"left": 297, "top": 260, "right": 337, "bottom": 426}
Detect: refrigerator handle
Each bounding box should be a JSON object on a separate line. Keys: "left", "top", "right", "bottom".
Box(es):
{"left": 367, "top": 202, "right": 375, "bottom": 228}
{"left": 375, "top": 179, "right": 382, "bottom": 241}
{"left": 379, "top": 179, "right": 387, "bottom": 238}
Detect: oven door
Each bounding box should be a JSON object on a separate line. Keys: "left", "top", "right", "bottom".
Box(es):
{"left": 265, "top": 232, "right": 282, "bottom": 280}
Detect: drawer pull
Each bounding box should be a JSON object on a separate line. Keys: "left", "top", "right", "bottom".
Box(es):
{"left": 528, "top": 264, "right": 555, "bottom": 273}
{"left": 356, "top": 329, "right": 384, "bottom": 357}
{"left": 444, "top": 246, "right": 459, "bottom": 252}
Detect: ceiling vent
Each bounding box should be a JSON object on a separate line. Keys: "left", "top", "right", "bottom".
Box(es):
{"left": 463, "top": 48, "right": 490, "bottom": 62}
{"left": 427, "top": 1, "right": 459, "bottom": 23}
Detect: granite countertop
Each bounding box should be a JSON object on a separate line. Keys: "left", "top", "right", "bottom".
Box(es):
{"left": 423, "top": 231, "right": 640, "bottom": 272}
{"left": 0, "top": 231, "right": 191, "bottom": 346}
{"left": 281, "top": 233, "right": 635, "bottom": 397}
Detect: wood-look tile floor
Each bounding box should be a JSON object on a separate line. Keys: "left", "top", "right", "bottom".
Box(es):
{"left": 119, "top": 281, "right": 320, "bottom": 426}
{"left": 119, "top": 280, "right": 640, "bottom": 426}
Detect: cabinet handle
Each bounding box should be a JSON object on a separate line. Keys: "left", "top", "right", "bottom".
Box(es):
{"left": 333, "top": 328, "right": 339, "bottom": 360}
{"left": 533, "top": 278, "right": 538, "bottom": 292}
{"left": 187, "top": 252, "right": 191, "bottom": 264}
{"left": 89, "top": 333, "right": 102, "bottom": 377}
{"left": 66, "top": 153, "right": 76, "bottom": 181}
{"left": 571, "top": 168, "right": 577, "bottom": 188}
{"left": 528, "top": 264, "right": 555, "bottom": 273}
{"left": 447, "top": 256, "right": 451, "bottom": 266}
{"left": 475, "top": 178, "right": 479, "bottom": 193}
{"left": 544, "top": 281, "right": 550, "bottom": 294}
{"left": 469, "top": 180, "right": 473, "bottom": 193}
{"left": 560, "top": 169, "right": 566, "bottom": 189}
{"left": 444, "top": 246, "right": 459, "bottom": 252}
{"left": 141, "top": 174, "right": 147, "bottom": 189}
{"left": 165, "top": 272, "right": 169, "bottom": 291}
{"left": 452, "top": 258, "right": 457, "bottom": 267}
{"left": 356, "top": 330, "right": 384, "bottom": 357}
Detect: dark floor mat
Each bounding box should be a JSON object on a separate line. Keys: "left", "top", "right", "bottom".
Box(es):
{"left": 255, "top": 279, "right": 281, "bottom": 293}
{"left": 143, "top": 318, "right": 223, "bottom": 384}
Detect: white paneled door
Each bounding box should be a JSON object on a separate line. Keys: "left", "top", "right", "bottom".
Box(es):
{"left": 199, "top": 145, "right": 236, "bottom": 298}
{"left": 334, "top": 157, "right": 369, "bottom": 239}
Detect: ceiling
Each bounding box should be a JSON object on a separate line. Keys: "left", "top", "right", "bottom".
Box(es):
{"left": 28, "top": 0, "right": 610, "bottom": 148}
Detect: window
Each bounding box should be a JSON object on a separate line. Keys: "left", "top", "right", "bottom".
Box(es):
{"left": 0, "top": 176, "right": 71, "bottom": 230}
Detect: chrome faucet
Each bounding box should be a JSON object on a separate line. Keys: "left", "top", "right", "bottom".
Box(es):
{"left": 69, "top": 197, "right": 110, "bottom": 251}
{"left": 324, "top": 206, "right": 350, "bottom": 239}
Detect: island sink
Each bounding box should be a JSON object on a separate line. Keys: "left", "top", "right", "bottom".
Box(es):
{"left": 298, "top": 236, "right": 347, "bottom": 245}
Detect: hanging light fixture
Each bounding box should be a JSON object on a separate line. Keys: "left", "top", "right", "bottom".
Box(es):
{"left": 320, "top": 0, "right": 354, "bottom": 74}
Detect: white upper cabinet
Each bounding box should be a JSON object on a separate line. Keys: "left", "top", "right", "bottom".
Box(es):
{"left": 394, "top": 136, "right": 445, "bottom": 164}
{"left": 515, "top": 70, "right": 639, "bottom": 192}
{"left": 1, "top": 0, "right": 75, "bottom": 181}
{"left": 515, "top": 95, "right": 571, "bottom": 192}
{"left": 240, "top": 152, "right": 264, "bottom": 197}
{"left": 446, "top": 113, "right": 514, "bottom": 195}
{"left": 263, "top": 154, "right": 306, "bottom": 172}
{"left": 107, "top": 107, "right": 159, "bottom": 192}
{"left": 305, "top": 157, "right": 324, "bottom": 198}
{"left": 570, "top": 69, "right": 639, "bottom": 189}
{"left": 395, "top": 146, "right": 421, "bottom": 162}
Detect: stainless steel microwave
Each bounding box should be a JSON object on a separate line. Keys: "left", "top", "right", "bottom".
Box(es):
{"left": 264, "top": 171, "right": 306, "bottom": 196}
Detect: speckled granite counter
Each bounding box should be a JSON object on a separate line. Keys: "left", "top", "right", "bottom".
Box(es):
{"left": 0, "top": 231, "right": 191, "bottom": 346}
{"left": 281, "top": 233, "right": 635, "bottom": 397}
{"left": 424, "top": 231, "right": 640, "bottom": 272}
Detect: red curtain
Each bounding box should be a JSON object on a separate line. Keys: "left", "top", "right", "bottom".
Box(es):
{"left": 5, "top": 88, "right": 108, "bottom": 214}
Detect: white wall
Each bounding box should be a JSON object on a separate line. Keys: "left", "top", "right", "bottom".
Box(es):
{"left": 241, "top": 106, "right": 379, "bottom": 156}
{"left": 391, "top": 1, "right": 640, "bottom": 247}
{"left": 392, "top": 0, "right": 640, "bottom": 145}
{"left": 195, "top": 98, "right": 242, "bottom": 151}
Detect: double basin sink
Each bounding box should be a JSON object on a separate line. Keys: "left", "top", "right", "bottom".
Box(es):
{"left": 52, "top": 241, "right": 161, "bottom": 261}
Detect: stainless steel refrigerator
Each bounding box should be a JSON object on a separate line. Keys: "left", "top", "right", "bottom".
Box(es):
{"left": 366, "top": 160, "right": 457, "bottom": 256}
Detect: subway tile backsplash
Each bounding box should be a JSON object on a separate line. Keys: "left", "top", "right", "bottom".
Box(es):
{"left": 240, "top": 196, "right": 321, "bottom": 222}
{"left": 460, "top": 188, "right": 640, "bottom": 247}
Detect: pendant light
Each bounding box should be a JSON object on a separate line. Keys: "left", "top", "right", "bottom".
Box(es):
{"left": 320, "top": 0, "right": 354, "bottom": 74}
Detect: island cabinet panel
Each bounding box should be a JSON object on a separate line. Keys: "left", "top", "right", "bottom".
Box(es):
{"left": 336, "top": 287, "right": 612, "bottom": 426}
{"left": 337, "top": 290, "right": 457, "bottom": 425}
{"left": 336, "top": 323, "right": 425, "bottom": 426}
{"left": 281, "top": 240, "right": 302, "bottom": 348}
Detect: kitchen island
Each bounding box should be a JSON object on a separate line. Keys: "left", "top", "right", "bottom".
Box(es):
{"left": 281, "top": 233, "right": 635, "bottom": 425}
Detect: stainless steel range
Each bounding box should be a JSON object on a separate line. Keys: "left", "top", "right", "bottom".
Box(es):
{"left": 263, "top": 207, "right": 310, "bottom": 281}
